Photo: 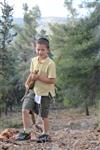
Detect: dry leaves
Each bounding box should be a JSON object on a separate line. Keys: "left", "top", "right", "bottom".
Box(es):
{"left": 0, "top": 109, "right": 100, "bottom": 150}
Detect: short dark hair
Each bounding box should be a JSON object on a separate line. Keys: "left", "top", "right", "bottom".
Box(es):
{"left": 36, "top": 37, "right": 49, "bottom": 49}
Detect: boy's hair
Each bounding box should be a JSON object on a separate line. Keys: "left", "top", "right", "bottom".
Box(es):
{"left": 36, "top": 37, "right": 49, "bottom": 49}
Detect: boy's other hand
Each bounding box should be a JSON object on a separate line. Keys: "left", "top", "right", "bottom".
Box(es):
{"left": 31, "top": 70, "right": 39, "bottom": 80}
{"left": 31, "top": 73, "right": 39, "bottom": 80}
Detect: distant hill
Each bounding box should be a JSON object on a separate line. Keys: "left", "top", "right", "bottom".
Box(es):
{"left": 13, "top": 17, "right": 67, "bottom": 25}
{"left": 40, "top": 17, "right": 67, "bottom": 24}
{"left": 39, "top": 17, "right": 67, "bottom": 33}
{"left": 13, "top": 17, "right": 67, "bottom": 33}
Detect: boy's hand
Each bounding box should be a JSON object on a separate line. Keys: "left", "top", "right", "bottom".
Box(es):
{"left": 31, "top": 70, "right": 39, "bottom": 81}
{"left": 25, "top": 84, "right": 29, "bottom": 91}
{"left": 31, "top": 74, "right": 39, "bottom": 80}
{"left": 25, "top": 70, "right": 39, "bottom": 91}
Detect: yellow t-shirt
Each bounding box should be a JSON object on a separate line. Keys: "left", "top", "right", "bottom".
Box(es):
{"left": 30, "top": 56, "right": 56, "bottom": 96}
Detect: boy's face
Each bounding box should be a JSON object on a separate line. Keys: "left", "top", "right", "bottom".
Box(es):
{"left": 36, "top": 44, "right": 49, "bottom": 59}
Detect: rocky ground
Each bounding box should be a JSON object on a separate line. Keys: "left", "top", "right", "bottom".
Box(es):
{"left": 0, "top": 109, "right": 100, "bottom": 150}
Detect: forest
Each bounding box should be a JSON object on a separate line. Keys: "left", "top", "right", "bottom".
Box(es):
{"left": 0, "top": 0, "right": 100, "bottom": 116}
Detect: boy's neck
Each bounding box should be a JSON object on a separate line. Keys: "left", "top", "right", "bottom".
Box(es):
{"left": 38, "top": 56, "right": 48, "bottom": 61}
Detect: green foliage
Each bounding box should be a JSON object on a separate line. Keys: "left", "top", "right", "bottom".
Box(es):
{"left": 9, "top": 5, "right": 42, "bottom": 104}
{"left": 0, "top": 0, "right": 17, "bottom": 113}
{"left": 0, "top": 0, "right": 16, "bottom": 49}
{"left": 63, "top": 98, "right": 71, "bottom": 106}
{"left": 50, "top": 1, "right": 100, "bottom": 111}
{"left": 0, "top": 113, "right": 23, "bottom": 128}
{"left": 64, "top": 0, "right": 77, "bottom": 17}
{"left": 12, "top": 4, "right": 41, "bottom": 63}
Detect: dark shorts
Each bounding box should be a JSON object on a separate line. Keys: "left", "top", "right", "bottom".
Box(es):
{"left": 22, "top": 90, "right": 34, "bottom": 111}
{"left": 22, "top": 91, "right": 51, "bottom": 118}
{"left": 34, "top": 96, "right": 51, "bottom": 118}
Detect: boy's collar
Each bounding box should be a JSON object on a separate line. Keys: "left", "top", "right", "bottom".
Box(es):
{"left": 38, "top": 56, "right": 49, "bottom": 64}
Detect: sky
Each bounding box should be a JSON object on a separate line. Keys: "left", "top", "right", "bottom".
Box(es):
{"left": 0, "top": 0, "right": 68, "bottom": 18}
{"left": 0, "top": 0, "right": 86, "bottom": 18}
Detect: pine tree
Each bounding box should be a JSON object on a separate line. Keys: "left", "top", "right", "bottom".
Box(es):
{"left": 0, "top": 0, "right": 16, "bottom": 115}
{"left": 50, "top": 1, "right": 100, "bottom": 115}
{"left": 9, "top": 4, "right": 41, "bottom": 104}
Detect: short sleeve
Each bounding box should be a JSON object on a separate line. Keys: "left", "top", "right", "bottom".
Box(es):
{"left": 30, "top": 59, "right": 34, "bottom": 72}
{"left": 48, "top": 61, "right": 56, "bottom": 78}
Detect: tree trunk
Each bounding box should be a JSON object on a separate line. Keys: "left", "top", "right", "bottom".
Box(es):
{"left": 85, "top": 102, "right": 89, "bottom": 116}
{"left": 5, "top": 103, "right": 8, "bottom": 116}
{"left": 0, "top": 107, "right": 1, "bottom": 117}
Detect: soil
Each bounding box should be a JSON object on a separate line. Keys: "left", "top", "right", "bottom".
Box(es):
{"left": 0, "top": 109, "right": 100, "bottom": 150}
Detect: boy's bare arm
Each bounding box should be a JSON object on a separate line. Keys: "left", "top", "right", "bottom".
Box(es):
{"left": 25, "top": 71, "right": 39, "bottom": 90}
{"left": 38, "top": 75, "right": 55, "bottom": 84}
{"left": 25, "top": 74, "right": 32, "bottom": 90}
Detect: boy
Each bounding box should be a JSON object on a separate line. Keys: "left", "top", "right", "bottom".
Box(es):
{"left": 17, "top": 37, "right": 56, "bottom": 142}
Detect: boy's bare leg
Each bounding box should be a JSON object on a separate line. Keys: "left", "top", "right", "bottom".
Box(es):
{"left": 30, "top": 111, "right": 43, "bottom": 133}
{"left": 42, "top": 117, "right": 49, "bottom": 134}
{"left": 22, "top": 109, "right": 31, "bottom": 131}
{"left": 30, "top": 111, "right": 36, "bottom": 125}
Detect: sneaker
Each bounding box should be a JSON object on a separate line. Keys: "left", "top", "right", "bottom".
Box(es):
{"left": 36, "top": 134, "right": 51, "bottom": 143}
{"left": 16, "top": 131, "right": 30, "bottom": 141}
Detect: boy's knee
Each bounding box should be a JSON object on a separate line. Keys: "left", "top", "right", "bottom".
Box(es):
{"left": 22, "top": 109, "right": 30, "bottom": 114}
{"left": 42, "top": 117, "right": 48, "bottom": 120}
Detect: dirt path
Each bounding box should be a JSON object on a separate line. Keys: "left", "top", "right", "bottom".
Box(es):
{"left": 0, "top": 109, "right": 100, "bottom": 150}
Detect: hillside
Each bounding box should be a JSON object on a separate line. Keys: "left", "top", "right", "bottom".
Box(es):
{"left": 14, "top": 17, "right": 67, "bottom": 32}
{"left": 13, "top": 17, "right": 67, "bottom": 25}
{"left": 38, "top": 17, "right": 67, "bottom": 32}
{"left": 13, "top": 17, "right": 67, "bottom": 34}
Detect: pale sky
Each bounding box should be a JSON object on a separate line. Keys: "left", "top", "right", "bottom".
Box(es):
{"left": 0, "top": 0, "right": 86, "bottom": 18}
{"left": 0, "top": 0, "right": 68, "bottom": 18}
